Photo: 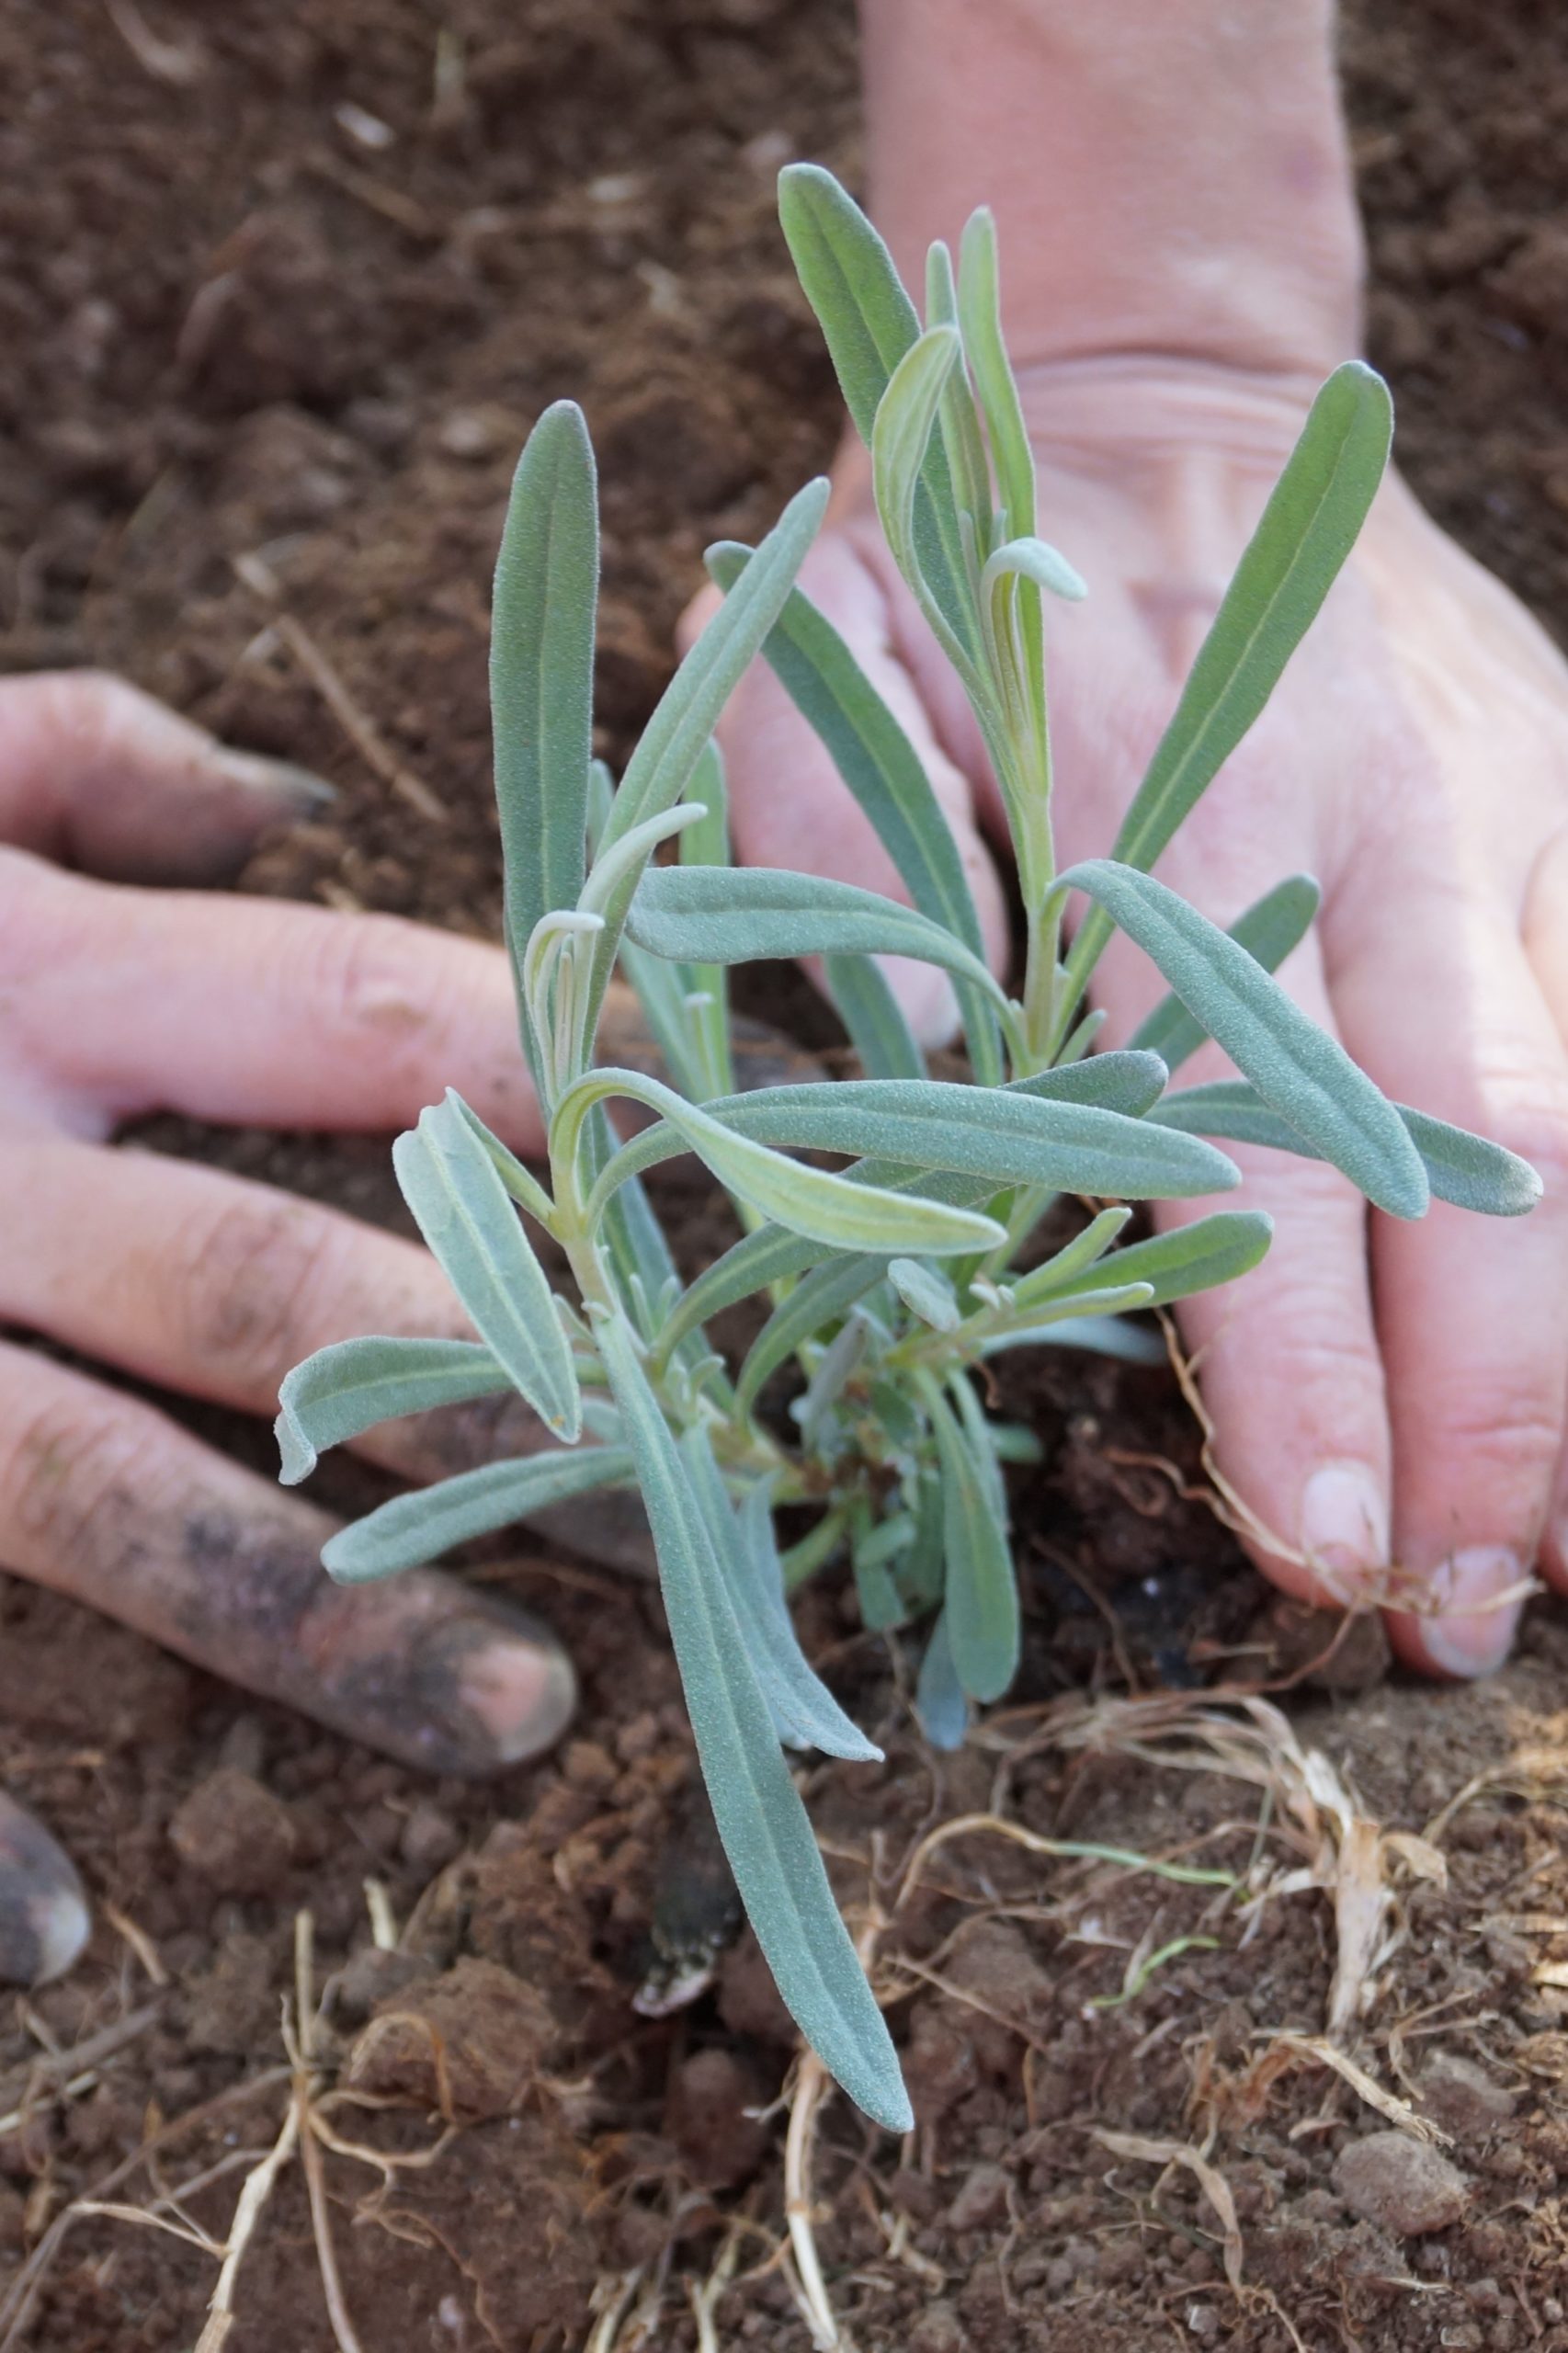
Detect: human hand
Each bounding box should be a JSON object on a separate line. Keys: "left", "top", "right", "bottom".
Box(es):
{"left": 0, "top": 670, "right": 595, "bottom": 1978}
{"left": 690, "top": 358, "right": 1568, "bottom": 1677}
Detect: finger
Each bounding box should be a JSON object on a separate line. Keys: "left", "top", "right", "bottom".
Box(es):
{"left": 0, "top": 1134, "right": 656, "bottom": 1574}
{"left": 1517, "top": 827, "right": 1568, "bottom": 1602}
{"left": 1146, "top": 935, "right": 1393, "bottom": 1610}
{"left": 681, "top": 534, "right": 1010, "bottom": 1045}
{"left": 0, "top": 1791, "right": 89, "bottom": 1988}
{"left": 1332, "top": 890, "right": 1568, "bottom": 1677}
{"left": 0, "top": 1342, "right": 576, "bottom": 1774}
{"left": 2, "top": 847, "right": 543, "bottom": 1152}
{"left": 0, "top": 671, "right": 334, "bottom": 883}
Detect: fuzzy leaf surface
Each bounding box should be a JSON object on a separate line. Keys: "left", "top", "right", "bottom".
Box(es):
{"left": 597, "top": 1313, "right": 912, "bottom": 2131}
{"left": 394, "top": 1096, "right": 583, "bottom": 1437}
{"left": 1062, "top": 860, "right": 1428, "bottom": 1218}
{"left": 1130, "top": 875, "right": 1321, "bottom": 1075}
{"left": 322, "top": 1447, "right": 635, "bottom": 1582}
{"left": 278, "top": 1336, "right": 511, "bottom": 1484}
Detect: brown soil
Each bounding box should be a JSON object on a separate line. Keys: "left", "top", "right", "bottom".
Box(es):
{"left": 4, "top": 3, "right": 1568, "bottom": 2348}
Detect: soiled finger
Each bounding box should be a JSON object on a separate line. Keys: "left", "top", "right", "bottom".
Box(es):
{"left": 0, "top": 1790, "right": 89, "bottom": 1988}
{"left": 0, "top": 1342, "right": 576, "bottom": 1775}
{"left": 0, "top": 670, "right": 334, "bottom": 884}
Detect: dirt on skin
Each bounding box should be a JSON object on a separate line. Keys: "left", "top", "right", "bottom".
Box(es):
{"left": 3, "top": 2, "right": 1568, "bottom": 2347}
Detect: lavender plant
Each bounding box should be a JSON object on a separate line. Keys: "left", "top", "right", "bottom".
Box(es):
{"left": 276, "top": 167, "right": 1540, "bottom": 2131}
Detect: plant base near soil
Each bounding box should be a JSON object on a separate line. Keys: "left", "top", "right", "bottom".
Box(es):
{"left": 3, "top": 2, "right": 1568, "bottom": 2347}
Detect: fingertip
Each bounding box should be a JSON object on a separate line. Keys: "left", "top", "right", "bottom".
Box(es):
{"left": 1387, "top": 1547, "right": 1528, "bottom": 1681}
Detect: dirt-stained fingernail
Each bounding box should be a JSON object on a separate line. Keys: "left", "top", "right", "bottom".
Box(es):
{"left": 457, "top": 1626, "right": 577, "bottom": 1765}
{"left": 209, "top": 747, "right": 338, "bottom": 813}
{"left": 1300, "top": 1461, "right": 1389, "bottom": 1596}
{"left": 1418, "top": 1547, "right": 1526, "bottom": 1679}
{"left": 0, "top": 1792, "right": 90, "bottom": 1988}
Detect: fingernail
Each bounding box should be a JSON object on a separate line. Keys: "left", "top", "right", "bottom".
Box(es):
{"left": 1418, "top": 1546, "right": 1525, "bottom": 1679}
{"left": 458, "top": 1631, "right": 577, "bottom": 1765}
{"left": 210, "top": 747, "right": 338, "bottom": 812}
{"left": 1300, "top": 1461, "right": 1389, "bottom": 1595}
{"left": 0, "top": 1793, "right": 90, "bottom": 1988}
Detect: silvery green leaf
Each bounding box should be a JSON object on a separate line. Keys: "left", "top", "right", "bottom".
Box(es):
{"left": 978, "top": 1281, "right": 1154, "bottom": 1351}
{"left": 982, "top": 537, "right": 1086, "bottom": 603}
{"left": 888, "top": 1258, "right": 960, "bottom": 1332}
{"left": 853, "top": 1524, "right": 908, "bottom": 1632}
{"left": 648, "top": 1074, "right": 1238, "bottom": 1203}
{"left": 442, "top": 1089, "right": 558, "bottom": 1229}
{"left": 679, "top": 738, "right": 733, "bottom": 1097}
{"left": 825, "top": 952, "right": 926, "bottom": 1082}
{"left": 1131, "top": 875, "right": 1321, "bottom": 1074}
{"left": 596, "top": 1312, "right": 911, "bottom": 2131}
{"left": 872, "top": 325, "right": 974, "bottom": 680}
{"left": 1025, "top": 1209, "right": 1273, "bottom": 1313}
{"left": 278, "top": 1336, "right": 511, "bottom": 1485}
{"left": 626, "top": 864, "right": 1007, "bottom": 1011}
{"left": 680, "top": 1437, "right": 881, "bottom": 1763}
{"left": 926, "top": 237, "right": 995, "bottom": 563}
{"left": 915, "top": 1610, "right": 968, "bottom": 1751}
{"left": 394, "top": 1096, "right": 583, "bottom": 1438}
{"left": 1025, "top": 1317, "right": 1166, "bottom": 1364}
{"left": 581, "top": 477, "right": 829, "bottom": 1046}
{"left": 1009, "top": 1206, "right": 1131, "bottom": 1308}
{"left": 322, "top": 1446, "right": 636, "bottom": 1582}
{"left": 926, "top": 1380, "right": 1017, "bottom": 1704}
{"left": 956, "top": 209, "right": 1036, "bottom": 544}
{"left": 1398, "top": 1105, "right": 1541, "bottom": 1216}
{"left": 737, "top": 1255, "right": 887, "bottom": 1417}
{"left": 490, "top": 402, "right": 598, "bottom": 1072}
{"left": 1013, "top": 1051, "right": 1168, "bottom": 1120}
{"left": 1153, "top": 1081, "right": 1541, "bottom": 1217}
{"left": 1066, "top": 365, "right": 1392, "bottom": 1000}
{"left": 778, "top": 163, "right": 974, "bottom": 650}
{"left": 702, "top": 546, "right": 1000, "bottom": 1078}
{"left": 1062, "top": 859, "right": 1428, "bottom": 1219}
{"left": 653, "top": 1223, "right": 828, "bottom": 1373}
{"left": 569, "top": 1068, "right": 1006, "bottom": 1257}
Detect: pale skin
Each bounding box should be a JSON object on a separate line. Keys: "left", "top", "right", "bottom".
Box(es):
{"left": 4, "top": 0, "right": 1567, "bottom": 1973}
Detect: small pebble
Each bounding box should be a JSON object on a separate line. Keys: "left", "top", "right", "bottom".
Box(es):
{"left": 1334, "top": 2131, "right": 1469, "bottom": 2235}
{"left": 946, "top": 2162, "right": 1010, "bottom": 2234}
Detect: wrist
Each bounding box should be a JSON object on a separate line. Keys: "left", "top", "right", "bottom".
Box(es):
{"left": 858, "top": 0, "right": 1364, "bottom": 381}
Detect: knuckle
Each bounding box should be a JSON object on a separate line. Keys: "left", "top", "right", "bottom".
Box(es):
{"left": 5, "top": 1392, "right": 146, "bottom": 1566}
{"left": 178, "top": 1195, "right": 338, "bottom": 1377}
{"left": 307, "top": 911, "right": 444, "bottom": 1065}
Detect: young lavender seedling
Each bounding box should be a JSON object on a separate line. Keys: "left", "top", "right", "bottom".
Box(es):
{"left": 276, "top": 167, "right": 1540, "bottom": 2131}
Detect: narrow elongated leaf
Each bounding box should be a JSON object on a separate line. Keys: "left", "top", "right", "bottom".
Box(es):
{"left": 956, "top": 209, "right": 1035, "bottom": 543}
{"left": 680, "top": 738, "right": 733, "bottom": 1097}
{"left": 581, "top": 478, "right": 829, "bottom": 1048}
{"left": 278, "top": 1336, "right": 511, "bottom": 1484}
{"left": 1062, "top": 859, "right": 1428, "bottom": 1219}
{"left": 703, "top": 545, "right": 1000, "bottom": 1077}
{"left": 1131, "top": 875, "right": 1321, "bottom": 1074}
{"left": 927, "top": 1381, "right": 1017, "bottom": 1704}
{"left": 736, "top": 1255, "right": 887, "bottom": 1417}
{"left": 888, "top": 1258, "right": 960, "bottom": 1331}
{"left": 926, "top": 238, "right": 995, "bottom": 559}
{"left": 322, "top": 1446, "right": 636, "bottom": 1582}
{"left": 596, "top": 1313, "right": 912, "bottom": 2131}
{"left": 1042, "top": 1211, "right": 1274, "bottom": 1310}
{"left": 490, "top": 403, "right": 598, "bottom": 1031}
{"left": 653, "top": 1223, "right": 828, "bottom": 1372}
{"left": 872, "top": 326, "right": 971, "bottom": 676}
{"left": 778, "top": 162, "right": 972, "bottom": 648}
{"left": 1153, "top": 1081, "right": 1541, "bottom": 1217}
{"left": 394, "top": 1096, "right": 584, "bottom": 1438}
{"left": 1009, "top": 1207, "right": 1131, "bottom": 1308}
{"left": 915, "top": 1610, "right": 968, "bottom": 1751}
{"left": 979, "top": 1281, "right": 1155, "bottom": 1350}
{"left": 683, "top": 1438, "right": 881, "bottom": 1762}
{"left": 609, "top": 1074, "right": 1237, "bottom": 1204}
{"left": 627, "top": 864, "right": 1006, "bottom": 1006}
{"left": 1013, "top": 1051, "right": 1169, "bottom": 1120}
{"left": 1067, "top": 364, "right": 1392, "bottom": 995}
{"left": 826, "top": 952, "right": 926, "bottom": 1082}
{"left": 567, "top": 1068, "right": 1006, "bottom": 1256}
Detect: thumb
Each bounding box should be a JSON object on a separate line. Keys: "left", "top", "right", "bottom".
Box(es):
{"left": 679, "top": 533, "right": 1009, "bottom": 1046}
{"left": 0, "top": 670, "right": 334, "bottom": 885}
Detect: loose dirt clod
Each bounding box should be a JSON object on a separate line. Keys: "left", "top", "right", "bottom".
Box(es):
{"left": 168, "top": 1768, "right": 297, "bottom": 1896}
{"left": 1333, "top": 2131, "right": 1470, "bottom": 2235}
